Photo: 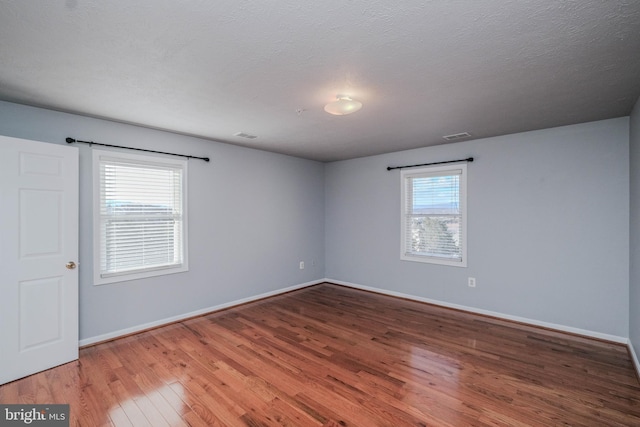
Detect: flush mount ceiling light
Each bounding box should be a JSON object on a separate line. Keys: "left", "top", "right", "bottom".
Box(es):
{"left": 324, "top": 95, "right": 363, "bottom": 116}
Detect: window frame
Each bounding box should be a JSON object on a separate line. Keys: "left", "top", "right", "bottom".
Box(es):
{"left": 400, "top": 163, "right": 467, "bottom": 267}
{"left": 92, "top": 149, "right": 189, "bottom": 285}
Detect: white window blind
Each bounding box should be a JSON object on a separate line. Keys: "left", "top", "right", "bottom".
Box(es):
{"left": 94, "top": 151, "right": 188, "bottom": 284}
{"left": 401, "top": 164, "right": 467, "bottom": 267}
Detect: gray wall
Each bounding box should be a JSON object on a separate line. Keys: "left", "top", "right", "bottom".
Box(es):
{"left": 1, "top": 99, "right": 633, "bottom": 343}
{"left": 325, "top": 118, "right": 630, "bottom": 338}
{"left": 630, "top": 96, "right": 640, "bottom": 356}
{"left": 0, "top": 101, "right": 326, "bottom": 342}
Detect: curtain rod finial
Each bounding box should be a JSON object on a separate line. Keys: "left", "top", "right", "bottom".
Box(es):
{"left": 66, "top": 137, "right": 76, "bottom": 143}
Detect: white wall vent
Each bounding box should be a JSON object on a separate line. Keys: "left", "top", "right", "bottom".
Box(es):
{"left": 234, "top": 132, "right": 257, "bottom": 139}
{"left": 443, "top": 132, "right": 471, "bottom": 141}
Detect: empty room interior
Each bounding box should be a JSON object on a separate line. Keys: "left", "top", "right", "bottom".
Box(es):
{"left": 1, "top": 1, "right": 640, "bottom": 425}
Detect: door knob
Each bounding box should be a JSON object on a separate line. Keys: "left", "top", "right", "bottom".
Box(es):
{"left": 65, "top": 261, "right": 77, "bottom": 270}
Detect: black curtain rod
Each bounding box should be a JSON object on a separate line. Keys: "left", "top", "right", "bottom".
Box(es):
{"left": 66, "top": 137, "right": 210, "bottom": 162}
{"left": 386, "top": 157, "right": 473, "bottom": 171}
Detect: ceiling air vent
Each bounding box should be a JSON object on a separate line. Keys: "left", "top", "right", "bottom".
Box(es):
{"left": 234, "top": 132, "right": 257, "bottom": 139}
{"left": 442, "top": 132, "right": 471, "bottom": 141}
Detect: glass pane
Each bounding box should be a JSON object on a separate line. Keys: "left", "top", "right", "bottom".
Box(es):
{"left": 410, "top": 175, "right": 460, "bottom": 215}
{"left": 100, "top": 159, "right": 184, "bottom": 275}
{"left": 409, "top": 215, "right": 461, "bottom": 259}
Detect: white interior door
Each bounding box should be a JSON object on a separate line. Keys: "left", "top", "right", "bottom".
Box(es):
{"left": 0, "top": 135, "right": 79, "bottom": 385}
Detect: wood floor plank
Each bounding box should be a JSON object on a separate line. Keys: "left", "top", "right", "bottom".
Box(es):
{"left": 1, "top": 283, "right": 639, "bottom": 426}
{"left": 156, "top": 384, "right": 210, "bottom": 427}
{"left": 108, "top": 404, "right": 132, "bottom": 427}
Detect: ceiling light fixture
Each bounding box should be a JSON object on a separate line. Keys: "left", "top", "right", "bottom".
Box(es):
{"left": 324, "top": 95, "right": 363, "bottom": 116}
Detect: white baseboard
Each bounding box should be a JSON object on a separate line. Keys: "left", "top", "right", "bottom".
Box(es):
{"left": 326, "top": 278, "right": 629, "bottom": 345}
{"left": 78, "top": 276, "right": 629, "bottom": 347}
{"left": 79, "top": 277, "right": 639, "bottom": 380}
{"left": 79, "top": 279, "right": 324, "bottom": 347}
{"left": 629, "top": 340, "right": 640, "bottom": 379}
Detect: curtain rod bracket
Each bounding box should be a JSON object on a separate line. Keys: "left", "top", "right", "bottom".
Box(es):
{"left": 66, "top": 137, "right": 210, "bottom": 162}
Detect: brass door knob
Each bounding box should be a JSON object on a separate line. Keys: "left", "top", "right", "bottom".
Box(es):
{"left": 65, "top": 261, "right": 77, "bottom": 270}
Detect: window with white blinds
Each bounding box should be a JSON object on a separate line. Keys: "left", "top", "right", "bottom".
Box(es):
{"left": 93, "top": 150, "right": 188, "bottom": 285}
{"left": 401, "top": 164, "right": 467, "bottom": 267}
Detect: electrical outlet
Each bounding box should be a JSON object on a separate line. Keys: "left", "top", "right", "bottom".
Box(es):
{"left": 468, "top": 277, "right": 476, "bottom": 288}
{"left": 299, "top": 261, "right": 305, "bottom": 270}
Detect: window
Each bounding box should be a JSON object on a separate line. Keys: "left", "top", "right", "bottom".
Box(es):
{"left": 93, "top": 150, "right": 188, "bottom": 285}
{"left": 401, "top": 164, "right": 467, "bottom": 267}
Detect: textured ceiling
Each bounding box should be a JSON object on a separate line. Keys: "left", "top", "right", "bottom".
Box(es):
{"left": 1, "top": 0, "right": 639, "bottom": 162}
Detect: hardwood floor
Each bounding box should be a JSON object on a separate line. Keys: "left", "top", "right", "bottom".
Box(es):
{"left": 1, "top": 283, "right": 639, "bottom": 426}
